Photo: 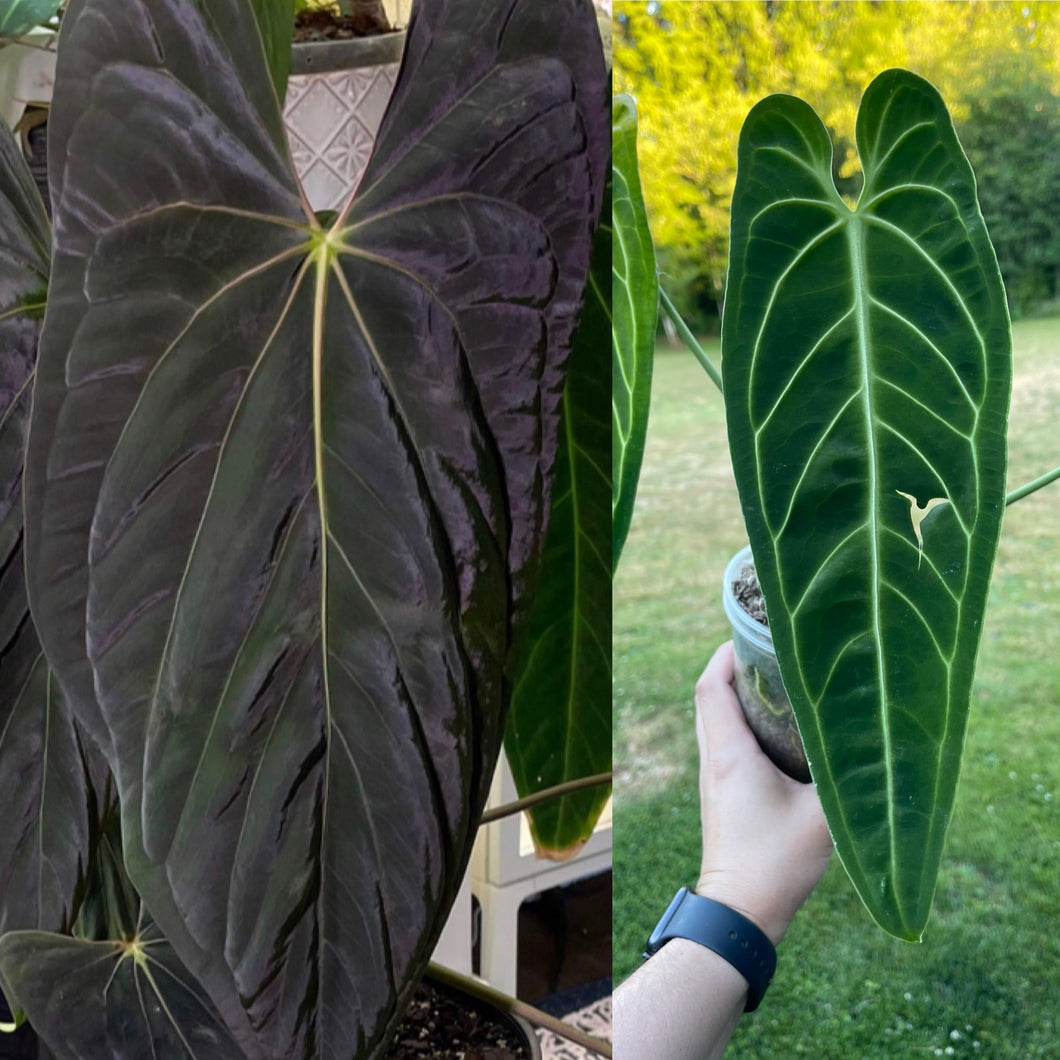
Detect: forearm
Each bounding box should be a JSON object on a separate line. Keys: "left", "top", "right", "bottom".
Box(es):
{"left": 612, "top": 644, "right": 833, "bottom": 1059}
{"left": 613, "top": 939, "right": 748, "bottom": 1060}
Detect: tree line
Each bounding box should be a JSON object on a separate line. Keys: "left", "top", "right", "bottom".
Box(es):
{"left": 615, "top": 0, "right": 1060, "bottom": 328}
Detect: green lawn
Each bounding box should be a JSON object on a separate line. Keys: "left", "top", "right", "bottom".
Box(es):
{"left": 613, "top": 316, "right": 1060, "bottom": 1057}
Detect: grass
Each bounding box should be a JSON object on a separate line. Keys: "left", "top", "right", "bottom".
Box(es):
{"left": 613, "top": 317, "right": 1060, "bottom": 1058}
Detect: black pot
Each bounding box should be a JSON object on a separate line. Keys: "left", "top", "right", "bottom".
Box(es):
{"left": 388, "top": 974, "right": 541, "bottom": 1059}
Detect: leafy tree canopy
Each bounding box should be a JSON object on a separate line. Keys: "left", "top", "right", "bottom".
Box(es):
{"left": 616, "top": 0, "right": 1060, "bottom": 324}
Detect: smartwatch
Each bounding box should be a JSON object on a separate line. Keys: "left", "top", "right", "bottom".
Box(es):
{"left": 644, "top": 887, "right": 777, "bottom": 1011}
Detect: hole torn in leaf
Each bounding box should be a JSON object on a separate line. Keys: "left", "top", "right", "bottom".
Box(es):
{"left": 896, "top": 490, "right": 949, "bottom": 569}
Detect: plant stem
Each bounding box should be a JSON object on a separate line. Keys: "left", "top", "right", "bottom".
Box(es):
{"left": 3, "top": 34, "right": 59, "bottom": 52}
{"left": 659, "top": 287, "right": 723, "bottom": 392}
{"left": 426, "top": 962, "right": 612, "bottom": 1058}
{"left": 1006, "top": 465, "right": 1060, "bottom": 506}
{"left": 479, "top": 771, "right": 612, "bottom": 825}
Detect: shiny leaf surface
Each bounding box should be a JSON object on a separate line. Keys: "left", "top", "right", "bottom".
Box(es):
{"left": 505, "top": 174, "right": 612, "bottom": 860}
{"left": 722, "top": 70, "right": 1010, "bottom": 940}
{"left": 0, "top": 119, "right": 91, "bottom": 942}
{"left": 611, "top": 94, "right": 656, "bottom": 574}
{"left": 24, "top": 0, "right": 607, "bottom": 1054}
{"left": 0, "top": 0, "right": 60, "bottom": 38}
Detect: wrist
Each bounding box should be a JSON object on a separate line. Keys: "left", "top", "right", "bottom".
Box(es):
{"left": 644, "top": 888, "right": 776, "bottom": 1012}
{"left": 694, "top": 873, "right": 791, "bottom": 947}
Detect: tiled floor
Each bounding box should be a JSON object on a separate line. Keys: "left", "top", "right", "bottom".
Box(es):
{"left": 538, "top": 996, "right": 612, "bottom": 1060}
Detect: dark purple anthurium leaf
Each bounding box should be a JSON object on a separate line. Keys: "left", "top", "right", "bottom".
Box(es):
{"left": 23, "top": 0, "right": 607, "bottom": 1056}
{"left": 0, "top": 916, "right": 245, "bottom": 1059}
{"left": 0, "top": 119, "right": 93, "bottom": 943}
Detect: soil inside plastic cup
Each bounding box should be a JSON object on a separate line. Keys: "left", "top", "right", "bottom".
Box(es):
{"left": 721, "top": 546, "right": 811, "bottom": 783}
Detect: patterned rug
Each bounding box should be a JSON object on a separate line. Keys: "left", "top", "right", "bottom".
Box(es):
{"left": 537, "top": 994, "right": 612, "bottom": 1060}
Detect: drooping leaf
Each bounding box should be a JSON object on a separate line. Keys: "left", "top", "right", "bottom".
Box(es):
{"left": 0, "top": 0, "right": 61, "bottom": 38}
{"left": 0, "top": 920, "right": 245, "bottom": 1060}
{"left": 722, "top": 69, "right": 1010, "bottom": 940}
{"left": 248, "top": 0, "right": 294, "bottom": 105}
{"left": 611, "top": 94, "right": 656, "bottom": 574}
{"left": 24, "top": 0, "right": 608, "bottom": 1057}
{"left": 0, "top": 118, "right": 93, "bottom": 942}
{"left": 505, "top": 172, "right": 612, "bottom": 860}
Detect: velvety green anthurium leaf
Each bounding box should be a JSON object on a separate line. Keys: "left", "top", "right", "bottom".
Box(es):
{"left": 611, "top": 94, "right": 656, "bottom": 575}
{"left": 723, "top": 69, "right": 1010, "bottom": 940}
{"left": 0, "top": 919, "right": 245, "bottom": 1059}
{"left": 505, "top": 173, "right": 612, "bottom": 860}
{"left": 248, "top": 0, "right": 294, "bottom": 105}
{"left": 0, "top": 120, "right": 92, "bottom": 942}
{"left": 0, "top": 0, "right": 61, "bottom": 38}
{"left": 24, "top": 0, "right": 607, "bottom": 1055}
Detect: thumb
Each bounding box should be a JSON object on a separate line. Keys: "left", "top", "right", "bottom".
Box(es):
{"left": 695, "top": 641, "right": 761, "bottom": 762}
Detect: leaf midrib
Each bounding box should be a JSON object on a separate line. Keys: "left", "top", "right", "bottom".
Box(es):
{"left": 309, "top": 244, "right": 337, "bottom": 1045}
{"left": 847, "top": 212, "right": 901, "bottom": 926}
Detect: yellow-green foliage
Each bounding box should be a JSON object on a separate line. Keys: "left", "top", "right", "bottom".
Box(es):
{"left": 614, "top": 1, "right": 1060, "bottom": 305}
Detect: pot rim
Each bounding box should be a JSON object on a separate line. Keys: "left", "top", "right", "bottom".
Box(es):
{"left": 722, "top": 544, "right": 775, "bottom": 656}
{"left": 290, "top": 30, "right": 406, "bottom": 75}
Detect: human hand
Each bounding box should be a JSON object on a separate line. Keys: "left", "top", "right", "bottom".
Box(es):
{"left": 694, "top": 641, "right": 833, "bottom": 946}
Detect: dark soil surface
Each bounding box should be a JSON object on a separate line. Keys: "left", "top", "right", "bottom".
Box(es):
{"left": 733, "top": 561, "right": 768, "bottom": 626}
{"left": 388, "top": 978, "right": 532, "bottom": 1059}
{"left": 293, "top": 4, "right": 393, "bottom": 41}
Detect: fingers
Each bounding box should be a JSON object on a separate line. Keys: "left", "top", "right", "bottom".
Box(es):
{"left": 696, "top": 639, "right": 735, "bottom": 693}
{"left": 695, "top": 641, "right": 760, "bottom": 763}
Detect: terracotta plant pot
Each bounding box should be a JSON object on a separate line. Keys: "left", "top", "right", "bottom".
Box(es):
{"left": 721, "top": 545, "right": 810, "bottom": 783}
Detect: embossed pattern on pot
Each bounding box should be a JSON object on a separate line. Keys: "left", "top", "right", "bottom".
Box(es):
{"left": 284, "top": 63, "right": 399, "bottom": 209}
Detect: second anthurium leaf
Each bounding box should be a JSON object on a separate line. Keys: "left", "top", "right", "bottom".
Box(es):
{"left": 0, "top": 118, "right": 92, "bottom": 942}
{"left": 505, "top": 172, "right": 612, "bottom": 860}
{"left": 0, "top": 0, "right": 61, "bottom": 38}
{"left": 611, "top": 94, "right": 656, "bottom": 575}
{"left": 723, "top": 69, "right": 1010, "bottom": 940}
{"left": 247, "top": 0, "right": 295, "bottom": 105}
{"left": 22, "top": 0, "right": 607, "bottom": 1056}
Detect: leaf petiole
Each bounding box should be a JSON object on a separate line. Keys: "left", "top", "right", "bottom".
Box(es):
{"left": 1005, "top": 465, "right": 1060, "bottom": 506}
{"left": 659, "top": 286, "right": 722, "bottom": 392}
{"left": 478, "top": 770, "right": 613, "bottom": 825}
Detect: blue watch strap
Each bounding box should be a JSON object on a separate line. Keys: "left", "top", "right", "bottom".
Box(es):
{"left": 643, "top": 887, "right": 777, "bottom": 1011}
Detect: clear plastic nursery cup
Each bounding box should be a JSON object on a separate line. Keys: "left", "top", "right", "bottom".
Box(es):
{"left": 721, "top": 545, "right": 811, "bottom": 783}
